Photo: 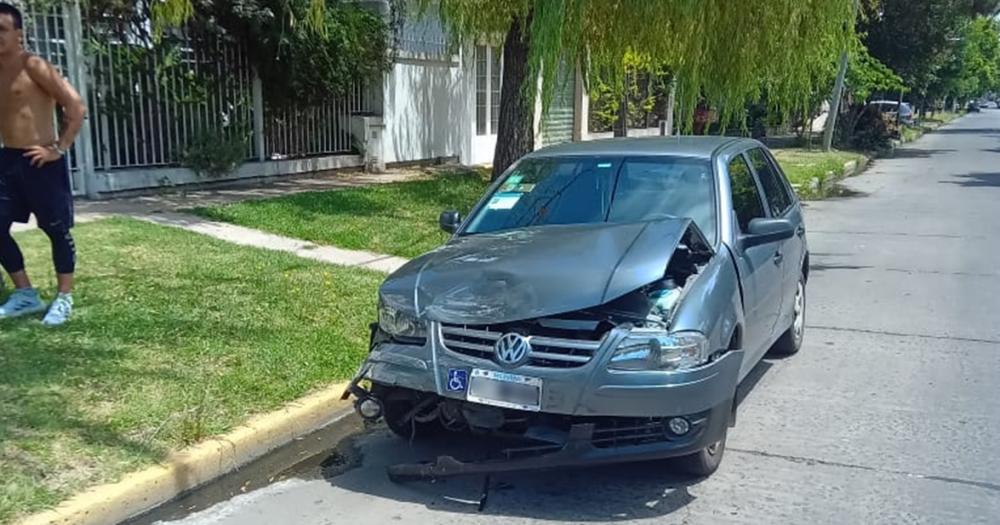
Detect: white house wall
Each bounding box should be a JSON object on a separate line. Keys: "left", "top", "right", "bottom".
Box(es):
{"left": 381, "top": 55, "right": 468, "bottom": 165}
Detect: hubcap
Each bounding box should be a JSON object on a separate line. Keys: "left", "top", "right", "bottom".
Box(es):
{"left": 793, "top": 280, "right": 805, "bottom": 345}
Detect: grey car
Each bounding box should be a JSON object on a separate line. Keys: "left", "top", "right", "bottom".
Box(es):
{"left": 345, "top": 136, "right": 808, "bottom": 480}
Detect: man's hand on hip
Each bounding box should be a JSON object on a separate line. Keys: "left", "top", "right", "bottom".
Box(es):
{"left": 23, "top": 145, "right": 62, "bottom": 167}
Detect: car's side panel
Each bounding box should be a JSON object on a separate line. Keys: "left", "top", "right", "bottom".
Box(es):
{"left": 670, "top": 247, "right": 747, "bottom": 378}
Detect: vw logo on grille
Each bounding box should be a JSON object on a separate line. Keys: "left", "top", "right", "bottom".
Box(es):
{"left": 494, "top": 333, "right": 531, "bottom": 366}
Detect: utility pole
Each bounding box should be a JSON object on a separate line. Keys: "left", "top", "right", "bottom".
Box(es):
{"left": 823, "top": 0, "right": 860, "bottom": 152}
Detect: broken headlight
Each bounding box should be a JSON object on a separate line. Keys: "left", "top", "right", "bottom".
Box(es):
{"left": 378, "top": 301, "right": 427, "bottom": 340}
{"left": 608, "top": 330, "right": 708, "bottom": 372}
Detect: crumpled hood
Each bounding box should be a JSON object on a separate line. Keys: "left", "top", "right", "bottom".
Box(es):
{"left": 379, "top": 218, "right": 699, "bottom": 325}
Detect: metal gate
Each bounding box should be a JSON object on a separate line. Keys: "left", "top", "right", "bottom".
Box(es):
{"left": 21, "top": 1, "right": 93, "bottom": 196}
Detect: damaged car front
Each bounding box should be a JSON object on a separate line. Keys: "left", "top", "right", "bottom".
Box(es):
{"left": 347, "top": 146, "right": 747, "bottom": 480}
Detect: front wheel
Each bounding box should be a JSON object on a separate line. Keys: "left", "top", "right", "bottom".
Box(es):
{"left": 673, "top": 429, "right": 727, "bottom": 477}
{"left": 374, "top": 386, "right": 442, "bottom": 440}
{"left": 770, "top": 274, "right": 806, "bottom": 356}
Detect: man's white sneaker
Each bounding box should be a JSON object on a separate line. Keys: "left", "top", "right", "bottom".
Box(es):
{"left": 42, "top": 293, "right": 73, "bottom": 326}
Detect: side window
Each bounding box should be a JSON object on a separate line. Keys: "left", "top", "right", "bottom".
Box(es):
{"left": 728, "top": 154, "right": 766, "bottom": 233}
{"left": 748, "top": 148, "right": 792, "bottom": 216}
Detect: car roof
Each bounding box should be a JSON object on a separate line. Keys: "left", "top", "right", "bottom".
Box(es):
{"left": 524, "top": 136, "right": 753, "bottom": 160}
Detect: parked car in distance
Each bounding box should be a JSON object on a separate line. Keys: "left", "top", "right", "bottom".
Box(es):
{"left": 967, "top": 102, "right": 982, "bottom": 113}
{"left": 346, "top": 137, "right": 809, "bottom": 481}
{"left": 868, "top": 100, "right": 915, "bottom": 125}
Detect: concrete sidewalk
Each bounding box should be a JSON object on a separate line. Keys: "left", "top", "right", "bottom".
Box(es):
{"left": 138, "top": 212, "right": 409, "bottom": 274}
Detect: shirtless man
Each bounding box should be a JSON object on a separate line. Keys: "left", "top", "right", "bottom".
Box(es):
{"left": 0, "top": 2, "right": 86, "bottom": 325}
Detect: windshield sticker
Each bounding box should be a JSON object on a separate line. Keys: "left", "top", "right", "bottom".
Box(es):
{"left": 487, "top": 192, "right": 522, "bottom": 210}
{"left": 597, "top": 162, "right": 613, "bottom": 168}
{"left": 500, "top": 175, "right": 524, "bottom": 192}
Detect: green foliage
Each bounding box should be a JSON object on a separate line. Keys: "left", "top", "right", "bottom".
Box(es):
{"left": 150, "top": 0, "right": 193, "bottom": 41}
{"left": 79, "top": 0, "right": 392, "bottom": 107}
{"left": 861, "top": 0, "right": 1000, "bottom": 106}
{"left": 418, "top": 0, "right": 856, "bottom": 133}
{"left": 848, "top": 40, "right": 907, "bottom": 100}
{"left": 180, "top": 124, "right": 250, "bottom": 178}
{"left": 200, "top": 0, "right": 393, "bottom": 106}
{"left": 955, "top": 17, "right": 1000, "bottom": 98}
{"left": 834, "top": 105, "right": 893, "bottom": 152}
{"left": 588, "top": 55, "right": 671, "bottom": 133}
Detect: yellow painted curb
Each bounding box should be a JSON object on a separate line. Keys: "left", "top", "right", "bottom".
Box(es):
{"left": 18, "top": 381, "right": 353, "bottom": 525}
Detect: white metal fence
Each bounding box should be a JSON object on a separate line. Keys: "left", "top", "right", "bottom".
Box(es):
{"left": 21, "top": 1, "right": 371, "bottom": 195}
{"left": 86, "top": 34, "right": 256, "bottom": 170}
{"left": 264, "top": 82, "right": 372, "bottom": 160}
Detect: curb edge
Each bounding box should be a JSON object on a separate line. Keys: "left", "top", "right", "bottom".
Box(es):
{"left": 17, "top": 381, "right": 352, "bottom": 525}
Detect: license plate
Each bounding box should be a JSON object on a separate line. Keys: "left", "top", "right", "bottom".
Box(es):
{"left": 467, "top": 369, "right": 542, "bottom": 412}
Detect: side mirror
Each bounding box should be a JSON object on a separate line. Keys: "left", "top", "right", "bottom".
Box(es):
{"left": 742, "top": 218, "right": 795, "bottom": 249}
{"left": 439, "top": 210, "right": 462, "bottom": 234}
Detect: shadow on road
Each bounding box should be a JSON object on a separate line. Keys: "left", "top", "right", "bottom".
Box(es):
{"left": 940, "top": 172, "right": 1000, "bottom": 188}
{"left": 808, "top": 262, "right": 873, "bottom": 274}
{"left": 311, "top": 358, "right": 779, "bottom": 522}
{"left": 822, "top": 184, "right": 867, "bottom": 199}
{"left": 924, "top": 127, "right": 1000, "bottom": 136}
{"left": 890, "top": 148, "right": 955, "bottom": 159}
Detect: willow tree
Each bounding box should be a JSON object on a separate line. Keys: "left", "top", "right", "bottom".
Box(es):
{"left": 418, "top": 0, "right": 855, "bottom": 179}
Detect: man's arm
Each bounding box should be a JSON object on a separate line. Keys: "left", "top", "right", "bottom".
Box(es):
{"left": 24, "top": 54, "right": 87, "bottom": 152}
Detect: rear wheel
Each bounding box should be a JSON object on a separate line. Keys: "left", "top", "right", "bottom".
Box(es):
{"left": 674, "top": 428, "right": 727, "bottom": 477}
{"left": 770, "top": 274, "right": 805, "bottom": 356}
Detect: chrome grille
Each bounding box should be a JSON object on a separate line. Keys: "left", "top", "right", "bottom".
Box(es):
{"left": 439, "top": 324, "right": 603, "bottom": 368}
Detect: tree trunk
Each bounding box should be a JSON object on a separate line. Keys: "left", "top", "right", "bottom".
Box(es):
{"left": 614, "top": 71, "right": 629, "bottom": 137}
{"left": 807, "top": 114, "right": 816, "bottom": 149}
{"left": 614, "top": 94, "right": 628, "bottom": 137}
{"left": 491, "top": 14, "right": 534, "bottom": 181}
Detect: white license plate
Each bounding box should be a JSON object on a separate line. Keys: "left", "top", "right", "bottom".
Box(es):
{"left": 467, "top": 369, "right": 542, "bottom": 412}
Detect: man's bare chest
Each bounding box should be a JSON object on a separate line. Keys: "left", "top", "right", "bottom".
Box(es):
{"left": 0, "top": 70, "right": 42, "bottom": 113}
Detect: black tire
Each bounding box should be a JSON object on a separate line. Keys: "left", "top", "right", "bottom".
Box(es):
{"left": 674, "top": 429, "right": 727, "bottom": 477}
{"left": 378, "top": 387, "right": 442, "bottom": 440}
{"left": 770, "top": 273, "right": 806, "bottom": 356}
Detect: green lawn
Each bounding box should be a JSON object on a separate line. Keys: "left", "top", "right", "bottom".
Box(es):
{"left": 192, "top": 169, "right": 491, "bottom": 259}
{"left": 0, "top": 218, "right": 382, "bottom": 523}
{"left": 772, "top": 148, "right": 867, "bottom": 198}
{"left": 922, "top": 111, "right": 962, "bottom": 126}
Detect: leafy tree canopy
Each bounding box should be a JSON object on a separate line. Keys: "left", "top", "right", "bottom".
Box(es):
{"left": 861, "top": 0, "right": 1000, "bottom": 105}
{"left": 420, "top": 0, "right": 857, "bottom": 132}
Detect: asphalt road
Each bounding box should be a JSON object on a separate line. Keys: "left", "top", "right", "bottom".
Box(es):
{"left": 134, "top": 111, "right": 1000, "bottom": 525}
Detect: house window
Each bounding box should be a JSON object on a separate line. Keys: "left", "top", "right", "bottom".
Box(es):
{"left": 476, "top": 45, "right": 502, "bottom": 136}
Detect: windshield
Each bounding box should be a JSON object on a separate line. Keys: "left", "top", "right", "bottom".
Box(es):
{"left": 463, "top": 156, "right": 717, "bottom": 244}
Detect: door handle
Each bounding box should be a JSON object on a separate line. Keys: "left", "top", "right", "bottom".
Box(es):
{"left": 773, "top": 251, "right": 784, "bottom": 265}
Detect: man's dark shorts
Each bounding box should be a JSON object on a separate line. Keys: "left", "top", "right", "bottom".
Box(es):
{"left": 0, "top": 148, "right": 74, "bottom": 229}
